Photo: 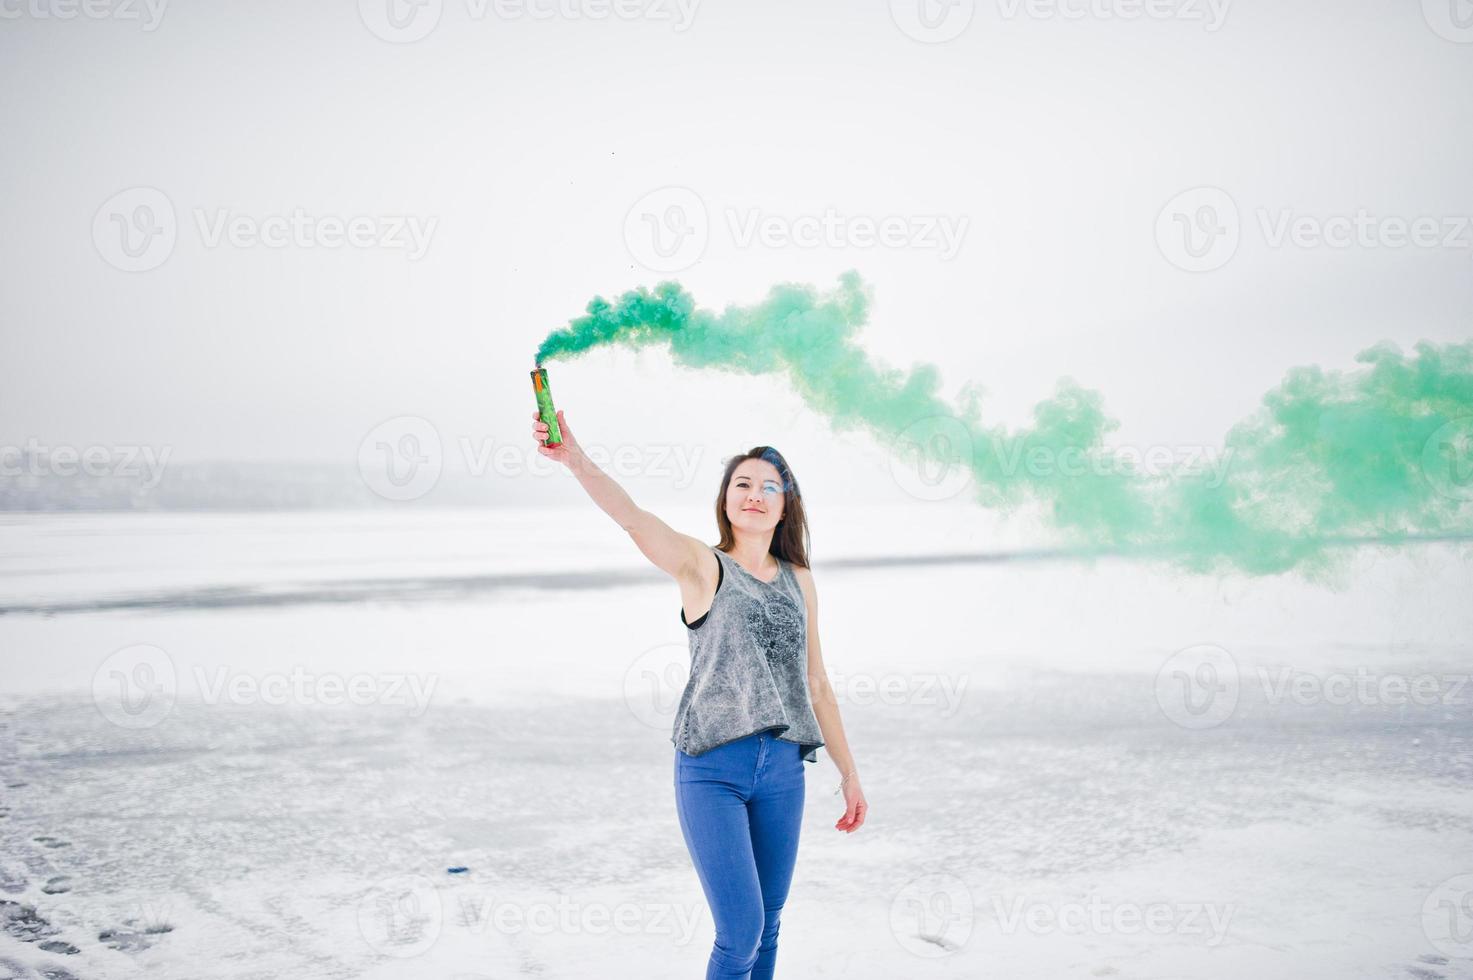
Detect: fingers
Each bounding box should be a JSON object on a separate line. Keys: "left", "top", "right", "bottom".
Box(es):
{"left": 532, "top": 410, "right": 566, "bottom": 451}
{"left": 835, "top": 797, "right": 867, "bottom": 833}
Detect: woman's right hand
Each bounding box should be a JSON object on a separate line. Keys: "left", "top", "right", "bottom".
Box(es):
{"left": 532, "top": 409, "right": 579, "bottom": 467}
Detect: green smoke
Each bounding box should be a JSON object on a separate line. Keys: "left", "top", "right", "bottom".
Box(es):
{"left": 535, "top": 272, "right": 1473, "bottom": 579}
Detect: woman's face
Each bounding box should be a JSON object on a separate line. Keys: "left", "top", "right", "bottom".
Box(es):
{"left": 726, "top": 459, "right": 786, "bottom": 533}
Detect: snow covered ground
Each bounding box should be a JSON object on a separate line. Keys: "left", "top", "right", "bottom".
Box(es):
{"left": 1, "top": 506, "right": 1470, "bottom": 979}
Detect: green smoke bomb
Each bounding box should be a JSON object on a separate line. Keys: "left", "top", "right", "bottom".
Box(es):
{"left": 531, "top": 365, "right": 563, "bottom": 447}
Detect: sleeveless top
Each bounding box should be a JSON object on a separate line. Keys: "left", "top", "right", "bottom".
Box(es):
{"left": 673, "top": 546, "right": 825, "bottom": 763}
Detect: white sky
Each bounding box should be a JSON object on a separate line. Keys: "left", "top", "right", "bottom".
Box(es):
{"left": 2, "top": 0, "right": 1471, "bottom": 507}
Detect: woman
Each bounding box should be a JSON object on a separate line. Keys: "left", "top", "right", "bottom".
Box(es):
{"left": 532, "top": 407, "right": 867, "bottom": 979}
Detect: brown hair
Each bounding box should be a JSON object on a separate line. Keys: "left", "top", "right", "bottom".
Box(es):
{"left": 713, "top": 446, "right": 811, "bottom": 569}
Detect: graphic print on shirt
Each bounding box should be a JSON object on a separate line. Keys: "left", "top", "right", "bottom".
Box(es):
{"left": 744, "top": 590, "right": 806, "bottom": 671}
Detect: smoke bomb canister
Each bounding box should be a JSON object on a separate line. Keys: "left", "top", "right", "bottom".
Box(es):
{"left": 531, "top": 367, "right": 563, "bottom": 447}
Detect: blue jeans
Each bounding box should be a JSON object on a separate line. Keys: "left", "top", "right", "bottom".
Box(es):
{"left": 674, "top": 729, "right": 806, "bottom": 980}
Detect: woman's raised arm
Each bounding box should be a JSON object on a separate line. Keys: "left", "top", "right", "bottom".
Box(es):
{"left": 533, "top": 408, "right": 707, "bottom": 581}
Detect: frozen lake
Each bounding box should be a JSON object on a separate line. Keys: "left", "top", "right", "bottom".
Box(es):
{"left": 1, "top": 506, "right": 1470, "bottom": 979}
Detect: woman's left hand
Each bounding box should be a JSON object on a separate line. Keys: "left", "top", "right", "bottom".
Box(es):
{"left": 836, "top": 776, "right": 867, "bottom": 833}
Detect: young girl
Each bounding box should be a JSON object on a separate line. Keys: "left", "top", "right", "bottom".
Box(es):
{"left": 533, "top": 408, "right": 867, "bottom": 979}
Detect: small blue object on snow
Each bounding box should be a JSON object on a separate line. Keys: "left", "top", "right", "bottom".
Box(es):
{"left": 447, "top": 867, "right": 469, "bottom": 874}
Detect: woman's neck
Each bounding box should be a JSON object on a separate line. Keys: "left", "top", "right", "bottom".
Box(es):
{"left": 727, "top": 532, "right": 778, "bottom": 575}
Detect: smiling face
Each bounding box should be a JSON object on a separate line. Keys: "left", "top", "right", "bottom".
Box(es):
{"left": 725, "top": 458, "right": 786, "bottom": 532}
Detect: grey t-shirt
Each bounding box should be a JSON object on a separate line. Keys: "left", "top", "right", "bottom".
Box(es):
{"left": 673, "top": 545, "right": 825, "bottom": 763}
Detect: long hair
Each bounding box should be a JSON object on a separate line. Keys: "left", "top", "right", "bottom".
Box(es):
{"left": 713, "top": 446, "right": 811, "bottom": 569}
